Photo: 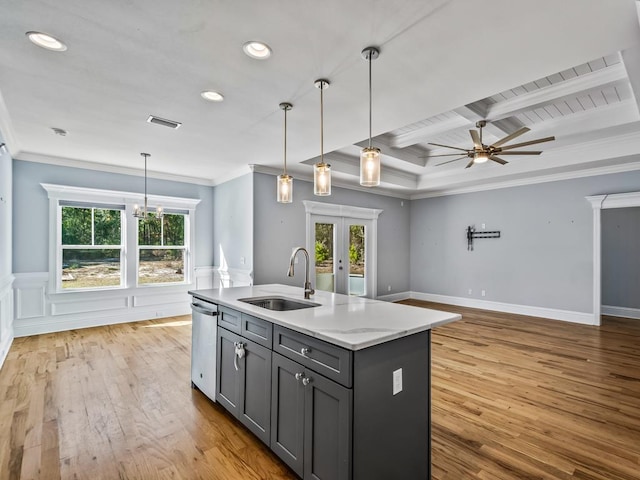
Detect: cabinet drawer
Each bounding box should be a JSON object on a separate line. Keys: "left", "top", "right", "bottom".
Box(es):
{"left": 241, "top": 314, "right": 273, "bottom": 349}
{"left": 218, "top": 306, "right": 241, "bottom": 334}
{"left": 273, "top": 326, "right": 352, "bottom": 388}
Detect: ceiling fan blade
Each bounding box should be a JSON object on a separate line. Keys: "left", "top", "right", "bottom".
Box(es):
{"left": 498, "top": 136, "right": 556, "bottom": 151}
{"left": 436, "top": 156, "right": 467, "bottom": 166}
{"left": 465, "top": 159, "right": 475, "bottom": 169}
{"left": 491, "top": 127, "right": 530, "bottom": 148}
{"left": 469, "top": 130, "right": 482, "bottom": 149}
{"left": 428, "top": 153, "right": 472, "bottom": 158}
{"left": 489, "top": 155, "right": 508, "bottom": 165}
{"left": 428, "top": 142, "right": 469, "bottom": 152}
{"left": 497, "top": 151, "right": 542, "bottom": 155}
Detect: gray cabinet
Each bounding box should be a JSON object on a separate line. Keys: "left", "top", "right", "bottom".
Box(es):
{"left": 214, "top": 304, "right": 432, "bottom": 480}
{"left": 271, "top": 352, "right": 352, "bottom": 480}
{"left": 217, "top": 319, "right": 272, "bottom": 444}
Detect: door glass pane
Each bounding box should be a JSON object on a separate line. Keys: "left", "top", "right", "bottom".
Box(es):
{"left": 315, "top": 223, "right": 334, "bottom": 292}
{"left": 348, "top": 224, "right": 365, "bottom": 296}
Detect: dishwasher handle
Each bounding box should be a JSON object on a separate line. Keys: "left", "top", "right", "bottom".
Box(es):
{"left": 191, "top": 303, "right": 219, "bottom": 316}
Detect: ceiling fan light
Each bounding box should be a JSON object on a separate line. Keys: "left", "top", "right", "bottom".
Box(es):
{"left": 314, "top": 162, "right": 331, "bottom": 196}
{"left": 360, "top": 147, "right": 381, "bottom": 186}
{"left": 474, "top": 151, "right": 489, "bottom": 164}
{"left": 277, "top": 174, "right": 293, "bottom": 203}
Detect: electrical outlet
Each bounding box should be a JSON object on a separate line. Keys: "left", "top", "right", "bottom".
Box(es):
{"left": 468, "top": 289, "right": 472, "bottom": 295}
{"left": 388, "top": 285, "right": 392, "bottom": 292}
{"left": 481, "top": 290, "right": 486, "bottom": 297}
{"left": 393, "top": 368, "right": 403, "bottom": 395}
{"left": 240, "top": 256, "right": 245, "bottom": 265}
{"left": 481, "top": 223, "right": 486, "bottom": 229}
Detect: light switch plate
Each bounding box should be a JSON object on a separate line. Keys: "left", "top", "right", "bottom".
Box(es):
{"left": 393, "top": 368, "right": 402, "bottom": 395}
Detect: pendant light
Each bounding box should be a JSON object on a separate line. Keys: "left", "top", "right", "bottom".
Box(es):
{"left": 360, "top": 46, "right": 381, "bottom": 187}
{"left": 277, "top": 102, "right": 293, "bottom": 203}
{"left": 133, "top": 153, "right": 163, "bottom": 219}
{"left": 314, "top": 79, "right": 331, "bottom": 196}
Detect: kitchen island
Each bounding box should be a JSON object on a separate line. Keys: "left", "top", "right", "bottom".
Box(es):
{"left": 189, "top": 284, "right": 460, "bottom": 480}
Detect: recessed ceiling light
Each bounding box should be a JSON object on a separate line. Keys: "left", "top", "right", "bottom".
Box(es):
{"left": 201, "top": 91, "right": 224, "bottom": 102}
{"left": 26, "top": 31, "right": 67, "bottom": 51}
{"left": 242, "top": 41, "right": 271, "bottom": 60}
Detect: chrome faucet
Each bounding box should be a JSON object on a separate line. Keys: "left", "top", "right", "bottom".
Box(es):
{"left": 288, "top": 247, "right": 315, "bottom": 299}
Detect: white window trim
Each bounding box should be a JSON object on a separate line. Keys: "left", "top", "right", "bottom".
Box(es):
{"left": 42, "top": 183, "right": 200, "bottom": 294}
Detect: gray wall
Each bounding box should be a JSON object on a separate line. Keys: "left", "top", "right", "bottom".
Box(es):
{"left": 602, "top": 206, "right": 640, "bottom": 309}
{"left": 410, "top": 170, "right": 640, "bottom": 313}
{"left": 212, "top": 173, "right": 253, "bottom": 271}
{"left": 253, "top": 172, "right": 411, "bottom": 295}
{"left": 0, "top": 135, "right": 10, "bottom": 279}
{"left": 12, "top": 160, "right": 214, "bottom": 273}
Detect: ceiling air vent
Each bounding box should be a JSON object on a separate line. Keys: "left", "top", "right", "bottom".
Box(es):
{"left": 146, "top": 115, "right": 182, "bottom": 129}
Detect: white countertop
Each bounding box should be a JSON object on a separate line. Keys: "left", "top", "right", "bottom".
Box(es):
{"left": 188, "top": 284, "right": 461, "bottom": 350}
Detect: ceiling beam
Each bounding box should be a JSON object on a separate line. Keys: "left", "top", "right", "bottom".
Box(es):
{"left": 621, "top": 45, "right": 640, "bottom": 118}
{"left": 389, "top": 113, "right": 469, "bottom": 148}
{"left": 353, "top": 134, "right": 427, "bottom": 166}
{"left": 484, "top": 62, "right": 629, "bottom": 121}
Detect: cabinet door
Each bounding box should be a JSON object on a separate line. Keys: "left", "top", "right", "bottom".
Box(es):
{"left": 216, "top": 327, "right": 242, "bottom": 416}
{"left": 191, "top": 311, "right": 217, "bottom": 401}
{"left": 304, "top": 372, "right": 352, "bottom": 480}
{"left": 271, "top": 353, "right": 305, "bottom": 477}
{"left": 239, "top": 339, "right": 272, "bottom": 444}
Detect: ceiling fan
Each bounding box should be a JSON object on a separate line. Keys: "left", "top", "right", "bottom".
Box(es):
{"left": 428, "top": 120, "right": 555, "bottom": 168}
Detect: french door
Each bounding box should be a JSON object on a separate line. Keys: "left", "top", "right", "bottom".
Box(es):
{"left": 308, "top": 215, "right": 374, "bottom": 297}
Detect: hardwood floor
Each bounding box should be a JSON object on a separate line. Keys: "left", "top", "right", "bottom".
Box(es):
{"left": 1, "top": 305, "right": 639, "bottom": 479}
{"left": 400, "top": 300, "right": 640, "bottom": 480}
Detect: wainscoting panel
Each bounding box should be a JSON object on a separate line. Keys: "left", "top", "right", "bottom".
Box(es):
{"left": 133, "top": 292, "right": 190, "bottom": 307}
{"left": 0, "top": 275, "right": 14, "bottom": 369}
{"left": 52, "top": 296, "right": 129, "bottom": 316}
{"left": 12, "top": 269, "right": 216, "bottom": 337}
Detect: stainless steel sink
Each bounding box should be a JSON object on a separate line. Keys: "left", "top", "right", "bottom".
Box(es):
{"left": 238, "top": 296, "right": 320, "bottom": 311}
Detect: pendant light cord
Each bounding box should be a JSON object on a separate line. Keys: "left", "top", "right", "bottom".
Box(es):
{"left": 284, "top": 107, "right": 288, "bottom": 174}
{"left": 368, "top": 53, "right": 372, "bottom": 149}
{"left": 320, "top": 83, "right": 324, "bottom": 163}
{"left": 143, "top": 153, "right": 148, "bottom": 215}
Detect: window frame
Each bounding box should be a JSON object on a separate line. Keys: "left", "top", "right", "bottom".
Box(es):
{"left": 136, "top": 211, "right": 189, "bottom": 288}
{"left": 58, "top": 204, "right": 126, "bottom": 292}
{"left": 42, "top": 183, "right": 201, "bottom": 294}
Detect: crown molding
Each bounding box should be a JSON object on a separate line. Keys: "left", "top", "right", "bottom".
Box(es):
{"left": 15, "top": 152, "right": 215, "bottom": 186}
{"left": 410, "top": 160, "right": 640, "bottom": 199}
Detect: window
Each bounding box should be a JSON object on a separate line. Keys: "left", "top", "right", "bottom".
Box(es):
{"left": 138, "top": 212, "right": 186, "bottom": 285}
{"left": 43, "top": 183, "right": 200, "bottom": 294}
{"left": 60, "top": 205, "right": 124, "bottom": 290}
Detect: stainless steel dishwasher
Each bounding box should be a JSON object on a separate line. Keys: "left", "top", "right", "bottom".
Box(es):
{"left": 190, "top": 296, "right": 218, "bottom": 402}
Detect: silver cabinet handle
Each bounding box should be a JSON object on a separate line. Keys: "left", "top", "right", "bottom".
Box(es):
{"left": 295, "top": 372, "right": 304, "bottom": 381}
{"left": 302, "top": 377, "right": 311, "bottom": 386}
{"left": 301, "top": 347, "right": 311, "bottom": 356}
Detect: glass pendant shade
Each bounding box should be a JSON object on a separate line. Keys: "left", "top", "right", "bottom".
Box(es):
{"left": 360, "top": 146, "right": 381, "bottom": 186}
{"left": 474, "top": 151, "right": 489, "bottom": 164}
{"left": 277, "top": 174, "right": 293, "bottom": 203}
{"left": 314, "top": 162, "right": 331, "bottom": 196}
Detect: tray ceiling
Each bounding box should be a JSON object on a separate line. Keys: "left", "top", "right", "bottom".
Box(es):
{"left": 1, "top": 0, "right": 640, "bottom": 197}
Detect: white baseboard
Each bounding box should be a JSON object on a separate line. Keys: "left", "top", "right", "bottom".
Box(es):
{"left": 602, "top": 305, "right": 640, "bottom": 320}
{"left": 407, "top": 291, "right": 596, "bottom": 325}
{"left": 376, "top": 291, "right": 411, "bottom": 302}
{"left": 14, "top": 304, "right": 191, "bottom": 337}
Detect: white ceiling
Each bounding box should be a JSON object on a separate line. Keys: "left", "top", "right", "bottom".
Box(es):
{"left": 1, "top": 0, "right": 640, "bottom": 198}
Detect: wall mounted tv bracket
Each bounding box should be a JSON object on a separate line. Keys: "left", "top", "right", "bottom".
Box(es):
{"left": 467, "top": 225, "right": 500, "bottom": 251}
